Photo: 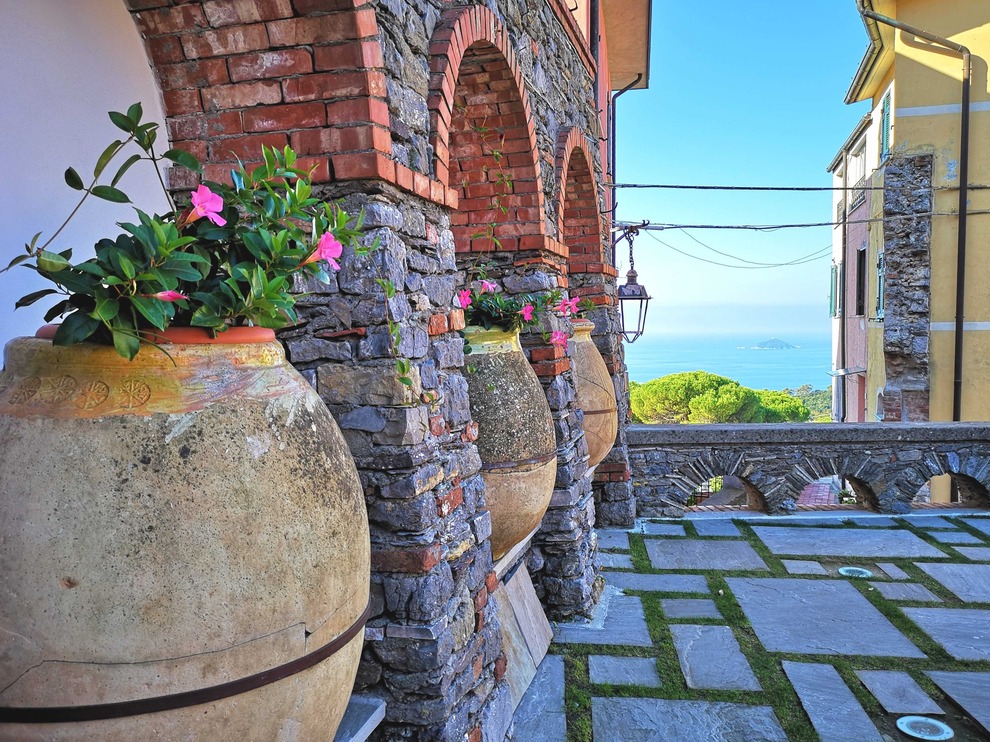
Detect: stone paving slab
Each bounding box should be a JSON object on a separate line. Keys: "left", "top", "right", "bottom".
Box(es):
{"left": 640, "top": 522, "right": 686, "bottom": 537}
{"left": 781, "top": 559, "right": 828, "bottom": 575}
{"left": 596, "top": 529, "right": 631, "bottom": 551}
{"left": 512, "top": 654, "right": 566, "bottom": 742}
{"left": 928, "top": 530, "right": 984, "bottom": 545}
{"left": 876, "top": 562, "right": 910, "bottom": 580}
{"left": 553, "top": 592, "right": 653, "bottom": 647}
{"left": 691, "top": 519, "right": 742, "bottom": 537}
{"left": 961, "top": 517, "right": 990, "bottom": 537}
{"left": 782, "top": 661, "right": 883, "bottom": 742}
{"left": 915, "top": 562, "right": 990, "bottom": 602}
{"left": 605, "top": 572, "right": 709, "bottom": 593}
{"left": 727, "top": 578, "right": 925, "bottom": 657}
{"left": 661, "top": 598, "right": 722, "bottom": 619}
{"left": 646, "top": 539, "right": 768, "bottom": 571}
{"left": 670, "top": 625, "right": 761, "bottom": 691}
{"left": 588, "top": 655, "right": 661, "bottom": 687}
{"left": 855, "top": 670, "right": 943, "bottom": 715}
{"left": 591, "top": 697, "right": 787, "bottom": 742}
{"left": 902, "top": 608, "right": 990, "bottom": 660}
{"left": 598, "top": 552, "right": 633, "bottom": 570}
{"left": 926, "top": 671, "right": 990, "bottom": 736}
{"left": 867, "top": 581, "right": 942, "bottom": 602}
{"left": 752, "top": 526, "right": 945, "bottom": 558}
{"left": 901, "top": 515, "right": 959, "bottom": 529}
{"left": 955, "top": 546, "right": 990, "bottom": 561}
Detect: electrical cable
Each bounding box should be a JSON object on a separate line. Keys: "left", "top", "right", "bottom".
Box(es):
{"left": 615, "top": 209, "right": 990, "bottom": 232}
{"left": 609, "top": 182, "right": 990, "bottom": 192}
{"left": 642, "top": 231, "right": 830, "bottom": 270}
{"left": 675, "top": 228, "right": 827, "bottom": 267}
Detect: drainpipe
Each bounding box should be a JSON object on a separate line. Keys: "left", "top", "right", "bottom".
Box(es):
{"left": 856, "top": 1, "right": 971, "bottom": 421}
{"left": 609, "top": 73, "right": 643, "bottom": 230}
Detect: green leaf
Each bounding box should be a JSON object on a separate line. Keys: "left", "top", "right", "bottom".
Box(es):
{"left": 64, "top": 167, "right": 84, "bottom": 190}
{"left": 126, "top": 102, "right": 143, "bottom": 124}
{"left": 44, "top": 299, "right": 72, "bottom": 322}
{"left": 91, "top": 296, "right": 120, "bottom": 322}
{"left": 94, "top": 140, "right": 124, "bottom": 178}
{"left": 110, "top": 154, "right": 143, "bottom": 187}
{"left": 108, "top": 110, "right": 135, "bottom": 133}
{"left": 130, "top": 296, "right": 168, "bottom": 330}
{"left": 91, "top": 185, "right": 130, "bottom": 204}
{"left": 2, "top": 254, "right": 31, "bottom": 273}
{"left": 52, "top": 311, "right": 100, "bottom": 346}
{"left": 15, "top": 288, "right": 58, "bottom": 308}
{"left": 112, "top": 327, "right": 141, "bottom": 360}
{"left": 36, "top": 250, "right": 70, "bottom": 273}
{"left": 163, "top": 148, "right": 202, "bottom": 173}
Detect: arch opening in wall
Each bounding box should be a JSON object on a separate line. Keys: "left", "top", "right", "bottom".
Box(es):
{"left": 684, "top": 474, "right": 768, "bottom": 513}
{"left": 912, "top": 473, "right": 989, "bottom": 509}
{"left": 559, "top": 140, "right": 603, "bottom": 271}
{"left": 446, "top": 42, "right": 545, "bottom": 278}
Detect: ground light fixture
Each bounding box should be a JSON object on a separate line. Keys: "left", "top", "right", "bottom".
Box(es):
{"left": 616, "top": 227, "right": 651, "bottom": 343}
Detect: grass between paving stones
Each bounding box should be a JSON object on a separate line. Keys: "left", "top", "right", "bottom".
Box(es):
{"left": 564, "top": 517, "right": 990, "bottom": 741}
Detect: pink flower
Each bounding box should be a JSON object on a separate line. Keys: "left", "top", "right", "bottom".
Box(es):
{"left": 188, "top": 185, "right": 227, "bottom": 227}
{"left": 519, "top": 303, "right": 535, "bottom": 322}
{"left": 550, "top": 330, "right": 568, "bottom": 348}
{"left": 303, "top": 232, "right": 343, "bottom": 270}
{"left": 556, "top": 297, "right": 580, "bottom": 316}
{"left": 480, "top": 280, "right": 498, "bottom": 293}
{"left": 458, "top": 289, "right": 473, "bottom": 309}
{"left": 148, "top": 290, "right": 188, "bottom": 302}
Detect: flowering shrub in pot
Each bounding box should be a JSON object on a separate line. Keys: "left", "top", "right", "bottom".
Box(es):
{"left": 5, "top": 103, "right": 365, "bottom": 359}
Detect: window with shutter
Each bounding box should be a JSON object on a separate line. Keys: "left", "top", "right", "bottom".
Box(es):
{"left": 880, "top": 93, "right": 891, "bottom": 161}
{"left": 876, "top": 252, "right": 886, "bottom": 319}
{"left": 829, "top": 264, "right": 839, "bottom": 317}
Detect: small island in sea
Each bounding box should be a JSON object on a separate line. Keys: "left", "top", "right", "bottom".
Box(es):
{"left": 750, "top": 337, "right": 799, "bottom": 349}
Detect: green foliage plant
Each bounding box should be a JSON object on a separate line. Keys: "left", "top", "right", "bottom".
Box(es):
{"left": 630, "top": 370, "right": 813, "bottom": 424}
{"left": 4, "top": 103, "right": 369, "bottom": 360}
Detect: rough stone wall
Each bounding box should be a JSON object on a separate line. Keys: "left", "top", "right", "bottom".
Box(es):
{"left": 881, "top": 155, "right": 932, "bottom": 422}
{"left": 122, "top": 0, "right": 628, "bottom": 736}
{"left": 628, "top": 422, "right": 990, "bottom": 515}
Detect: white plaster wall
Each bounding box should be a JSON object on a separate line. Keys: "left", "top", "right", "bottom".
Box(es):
{"left": 0, "top": 0, "right": 169, "bottom": 352}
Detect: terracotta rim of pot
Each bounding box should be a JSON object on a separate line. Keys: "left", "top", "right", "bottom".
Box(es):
{"left": 35, "top": 324, "right": 276, "bottom": 344}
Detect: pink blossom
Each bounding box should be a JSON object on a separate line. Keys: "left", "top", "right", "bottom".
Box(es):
{"left": 556, "top": 297, "right": 580, "bottom": 316}
{"left": 148, "top": 290, "right": 188, "bottom": 302}
{"left": 480, "top": 280, "right": 498, "bottom": 293}
{"left": 519, "top": 303, "right": 535, "bottom": 322}
{"left": 189, "top": 185, "right": 227, "bottom": 227}
{"left": 549, "top": 330, "right": 568, "bottom": 348}
{"left": 303, "top": 232, "right": 343, "bottom": 270}
{"left": 458, "top": 289, "right": 473, "bottom": 309}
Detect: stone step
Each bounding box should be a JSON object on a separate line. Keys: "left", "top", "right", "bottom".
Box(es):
{"left": 333, "top": 695, "right": 386, "bottom": 742}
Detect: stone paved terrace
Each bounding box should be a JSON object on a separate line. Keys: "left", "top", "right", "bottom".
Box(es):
{"left": 512, "top": 510, "right": 990, "bottom": 741}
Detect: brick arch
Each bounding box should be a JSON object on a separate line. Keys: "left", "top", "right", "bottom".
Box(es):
{"left": 427, "top": 6, "right": 546, "bottom": 254}
{"left": 123, "top": 0, "right": 420, "bottom": 193}
{"left": 554, "top": 127, "right": 604, "bottom": 265}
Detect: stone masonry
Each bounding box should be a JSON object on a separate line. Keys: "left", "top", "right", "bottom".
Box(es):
{"left": 628, "top": 422, "right": 990, "bottom": 515}
{"left": 880, "top": 154, "right": 933, "bottom": 422}
{"left": 120, "top": 0, "right": 632, "bottom": 738}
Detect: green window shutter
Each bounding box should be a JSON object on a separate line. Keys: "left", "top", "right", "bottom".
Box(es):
{"left": 876, "top": 252, "right": 886, "bottom": 319}
{"left": 829, "top": 264, "right": 839, "bottom": 317}
{"left": 880, "top": 93, "right": 891, "bottom": 161}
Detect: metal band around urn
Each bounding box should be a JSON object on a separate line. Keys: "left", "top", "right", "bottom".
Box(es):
{"left": 0, "top": 601, "right": 373, "bottom": 725}
{"left": 480, "top": 451, "right": 556, "bottom": 472}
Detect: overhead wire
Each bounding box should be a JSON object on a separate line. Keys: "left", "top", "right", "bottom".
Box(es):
{"left": 615, "top": 209, "right": 990, "bottom": 232}
{"left": 642, "top": 230, "right": 831, "bottom": 270}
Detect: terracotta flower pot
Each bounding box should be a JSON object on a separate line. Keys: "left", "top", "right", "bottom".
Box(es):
{"left": 570, "top": 319, "right": 618, "bottom": 468}
{"left": 464, "top": 326, "right": 557, "bottom": 560}
{"left": 0, "top": 328, "right": 369, "bottom": 740}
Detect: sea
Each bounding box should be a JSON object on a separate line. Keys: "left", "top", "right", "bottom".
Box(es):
{"left": 624, "top": 332, "right": 833, "bottom": 392}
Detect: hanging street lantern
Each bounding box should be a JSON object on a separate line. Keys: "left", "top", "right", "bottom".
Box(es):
{"left": 616, "top": 228, "right": 651, "bottom": 342}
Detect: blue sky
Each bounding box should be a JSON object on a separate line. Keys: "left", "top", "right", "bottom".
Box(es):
{"left": 614, "top": 2, "right": 872, "bottom": 338}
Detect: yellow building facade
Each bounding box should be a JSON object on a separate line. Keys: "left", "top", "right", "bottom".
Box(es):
{"left": 837, "top": 0, "right": 990, "bottom": 500}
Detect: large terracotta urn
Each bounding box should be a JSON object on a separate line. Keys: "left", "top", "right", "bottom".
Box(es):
{"left": 570, "top": 319, "right": 618, "bottom": 468}
{"left": 0, "top": 328, "right": 370, "bottom": 741}
{"left": 464, "top": 326, "right": 557, "bottom": 560}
